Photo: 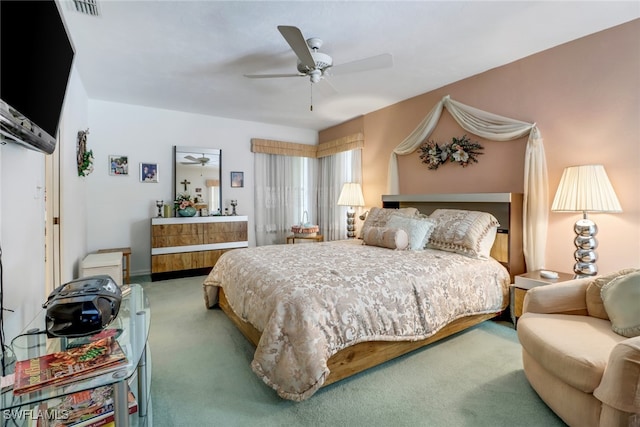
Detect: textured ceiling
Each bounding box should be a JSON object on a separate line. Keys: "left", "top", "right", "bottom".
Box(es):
{"left": 59, "top": 1, "right": 639, "bottom": 131}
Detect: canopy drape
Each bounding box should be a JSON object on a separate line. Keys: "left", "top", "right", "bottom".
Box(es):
{"left": 387, "top": 95, "right": 548, "bottom": 271}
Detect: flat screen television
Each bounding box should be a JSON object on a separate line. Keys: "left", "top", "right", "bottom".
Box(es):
{"left": 0, "top": 0, "right": 75, "bottom": 154}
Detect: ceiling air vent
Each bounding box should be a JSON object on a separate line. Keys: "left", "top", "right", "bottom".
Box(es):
{"left": 72, "top": 0, "right": 100, "bottom": 17}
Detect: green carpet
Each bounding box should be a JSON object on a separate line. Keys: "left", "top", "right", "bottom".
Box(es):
{"left": 139, "top": 276, "right": 565, "bottom": 427}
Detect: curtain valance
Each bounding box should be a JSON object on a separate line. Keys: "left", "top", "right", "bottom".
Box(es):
{"left": 387, "top": 95, "right": 548, "bottom": 271}
{"left": 316, "top": 133, "right": 364, "bottom": 158}
{"left": 251, "top": 138, "right": 318, "bottom": 158}
{"left": 251, "top": 133, "right": 364, "bottom": 159}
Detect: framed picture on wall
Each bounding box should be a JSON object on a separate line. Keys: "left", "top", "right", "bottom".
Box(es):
{"left": 140, "top": 162, "right": 159, "bottom": 183}
{"left": 231, "top": 171, "right": 244, "bottom": 188}
{"left": 109, "top": 155, "right": 129, "bottom": 175}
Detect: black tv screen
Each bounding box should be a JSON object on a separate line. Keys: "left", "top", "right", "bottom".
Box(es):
{"left": 0, "top": 0, "right": 75, "bottom": 145}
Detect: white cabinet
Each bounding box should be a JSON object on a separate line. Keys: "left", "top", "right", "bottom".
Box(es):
{"left": 81, "top": 252, "right": 123, "bottom": 286}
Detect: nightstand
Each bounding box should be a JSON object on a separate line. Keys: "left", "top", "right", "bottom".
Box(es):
{"left": 286, "top": 234, "right": 324, "bottom": 244}
{"left": 510, "top": 270, "right": 574, "bottom": 327}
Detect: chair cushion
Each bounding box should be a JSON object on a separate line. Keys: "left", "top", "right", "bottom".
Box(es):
{"left": 601, "top": 271, "right": 640, "bottom": 338}
{"left": 586, "top": 268, "right": 638, "bottom": 320}
{"left": 517, "top": 313, "right": 626, "bottom": 393}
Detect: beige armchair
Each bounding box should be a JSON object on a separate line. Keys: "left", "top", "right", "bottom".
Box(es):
{"left": 517, "top": 275, "right": 640, "bottom": 427}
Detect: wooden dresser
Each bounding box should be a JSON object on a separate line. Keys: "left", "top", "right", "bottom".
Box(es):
{"left": 151, "top": 216, "right": 248, "bottom": 280}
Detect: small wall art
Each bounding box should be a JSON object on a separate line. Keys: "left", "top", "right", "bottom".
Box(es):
{"left": 109, "top": 155, "right": 129, "bottom": 175}
{"left": 231, "top": 171, "right": 244, "bottom": 188}
{"left": 140, "top": 162, "right": 159, "bottom": 183}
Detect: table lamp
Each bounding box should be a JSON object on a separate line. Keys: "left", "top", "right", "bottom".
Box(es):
{"left": 551, "top": 164, "right": 622, "bottom": 276}
{"left": 337, "top": 182, "right": 365, "bottom": 238}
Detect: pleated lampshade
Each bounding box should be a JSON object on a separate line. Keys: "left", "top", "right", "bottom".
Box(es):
{"left": 551, "top": 165, "right": 622, "bottom": 213}
{"left": 337, "top": 183, "right": 365, "bottom": 207}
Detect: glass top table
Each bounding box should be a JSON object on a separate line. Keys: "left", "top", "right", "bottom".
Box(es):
{"left": 1, "top": 284, "right": 150, "bottom": 427}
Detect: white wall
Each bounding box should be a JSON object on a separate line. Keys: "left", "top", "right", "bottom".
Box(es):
{"left": 0, "top": 66, "right": 89, "bottom": 342}
{"left": 59, "top": 68, "right": 90, "bottom": 283}
{"left": 86, "top": 100, "right": 317, "bottom": 276}
{"left": 0, "top": 141, "right": 46, "bottom": 342}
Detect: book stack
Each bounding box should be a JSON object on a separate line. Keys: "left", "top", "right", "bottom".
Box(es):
{"left": 13, "top": 336, "right": 127, "bottom": 395}
{"left": 33, "top": 384, "right": 138, "bottom": 427}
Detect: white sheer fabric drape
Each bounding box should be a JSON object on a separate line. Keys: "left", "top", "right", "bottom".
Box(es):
{"left": 254, "top": 153, "right": 317, "bottom": 246}
{"left": 387, "top": 95, "right": 548, "bottom": 271}
{"left": 317, "top": 149, "right": 362, "bottom": 241}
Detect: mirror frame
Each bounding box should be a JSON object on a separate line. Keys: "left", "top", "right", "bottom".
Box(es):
{"left": 173, "top": 146, "right": 222, "bottom": 215}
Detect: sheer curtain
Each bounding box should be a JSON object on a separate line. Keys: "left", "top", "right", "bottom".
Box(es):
{"left": 317, "top": 149, "right": 362, "bottom": 241}
{"left": 254, "top": 153, "right": 317, "bottom": 246}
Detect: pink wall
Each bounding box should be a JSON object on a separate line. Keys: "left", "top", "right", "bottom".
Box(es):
{"left": 320, "top": 19, "right": 640, "bottom": 275}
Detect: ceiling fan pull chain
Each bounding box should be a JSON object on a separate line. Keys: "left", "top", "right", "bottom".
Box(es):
{"left": 310, "top": 80, "right": 313, "bottom": 112}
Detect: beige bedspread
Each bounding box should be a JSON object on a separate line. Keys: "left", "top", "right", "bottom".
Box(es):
{"left": 203, "top": 240, "right": 510, "bottom": 401}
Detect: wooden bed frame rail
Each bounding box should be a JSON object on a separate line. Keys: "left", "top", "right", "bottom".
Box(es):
{"left": 218, "top": 288, "right": 500, "bottom": 387}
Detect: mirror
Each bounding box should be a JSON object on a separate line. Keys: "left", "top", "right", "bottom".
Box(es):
{"left": 174, "top": 146, "right": 222, "bottom": 215}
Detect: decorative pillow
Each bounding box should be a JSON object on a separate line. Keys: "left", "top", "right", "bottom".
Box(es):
{"left": 601, "top": 271, "right": 640, "bottom": 338}
{"left": 386, "top": 215, "right": 436, "bottom": 251}
{"left": 362, "top": 227, "right": 409, "bottom": 250}
{"left": 426, "top": 209, "right": 499, "bottom": 259}
{"left": 586, "top": 268, "right": 639, "bottom": 320}
{"left": 359, "top": 207, "right": 419, "bottom": 239}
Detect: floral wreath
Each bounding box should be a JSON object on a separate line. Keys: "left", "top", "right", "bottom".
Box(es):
{"left": 417, "top": 134, "right": 484, "bottom": 170}
{"left": 77, "top": 128, "right": 94, "bottom": 177}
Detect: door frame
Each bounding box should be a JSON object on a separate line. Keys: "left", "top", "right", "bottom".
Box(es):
{"left": 45, "top": 126, "right": 63, "bottom": 296}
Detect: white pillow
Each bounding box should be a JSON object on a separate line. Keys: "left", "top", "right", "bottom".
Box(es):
{"left": 386, "top": 215, "right": 436, "bottom": 251}
{"left": 427, "top": 209, "right": 499, "bottom": 259}
{"left": 362, "top": 227, "right": 409, "bottom": 250}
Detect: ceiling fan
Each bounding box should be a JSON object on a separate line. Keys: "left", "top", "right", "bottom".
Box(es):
{"left": 244, "top": 25, "right": 393, "bottom": 94}
{"left": 182, "top": 154, "right": 210, "bottom": 166}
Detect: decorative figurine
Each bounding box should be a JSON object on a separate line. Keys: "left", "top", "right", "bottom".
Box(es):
{"left": 155, "top": 200, "right": 163, "bottom": 217}
{"left": 230, "top": 200, "right": 238, "bottom": 216}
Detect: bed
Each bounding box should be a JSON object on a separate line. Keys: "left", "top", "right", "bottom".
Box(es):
{"left": 203, "top": 193, "right": 524, "bottom": 401}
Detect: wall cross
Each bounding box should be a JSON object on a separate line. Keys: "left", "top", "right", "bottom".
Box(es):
{"left": 181, "top": 179, "right": 191, "bottom": 191}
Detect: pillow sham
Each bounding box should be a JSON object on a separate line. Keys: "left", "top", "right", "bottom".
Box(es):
{"left": 359, "top": 206, "right": 419, "bottom": 239}
{"left": 362, "top": 226, "right": 409, "bottom": 250}
{"left": 427, "top": 209, "right": 499, "bottom": 259}
{"left": 386, "top": 215, "right": 436, "bottom": 251}
{"left": 601, "top": 271, "right": 640, "bottom": 338}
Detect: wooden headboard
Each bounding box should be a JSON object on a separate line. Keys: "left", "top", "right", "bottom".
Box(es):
{"left": 382, "top": 193, "right": 525, "bottom": 279}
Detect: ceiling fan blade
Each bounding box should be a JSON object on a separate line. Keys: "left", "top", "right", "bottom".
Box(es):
{"left": 244, "top": 73, "right": 304, "bottom": 79}
{"left": 184, "top": 155, "right": 200, "bottom": 162}
{"left": 330, "top": 53, "right": 393, "bottom": 76}
{"left": 317, "top": 77, "right": 338, "bottom": 96}
{"left": 278, "top": 25, "right": 316, "bottom": 70}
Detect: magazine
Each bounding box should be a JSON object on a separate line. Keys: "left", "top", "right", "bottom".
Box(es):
{"left": 32, "top": 385, "right": 138, "bottom": 427}
{"left": 13, "top": 337, "right": 127, "bottom": 395}
{"left": 34, "top": 384, "right": 137, "bottom": 427}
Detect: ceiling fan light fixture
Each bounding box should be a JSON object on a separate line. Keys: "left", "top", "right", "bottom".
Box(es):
{"left": 309, "top": 69, "right": 322, "bottom": 84}
{"left": 296, "top": 51, "right": 333, "bottom": 74}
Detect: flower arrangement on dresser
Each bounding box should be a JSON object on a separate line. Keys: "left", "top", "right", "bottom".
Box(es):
{"left": 174, "top": 193, "right": 197, "bottom": 217}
